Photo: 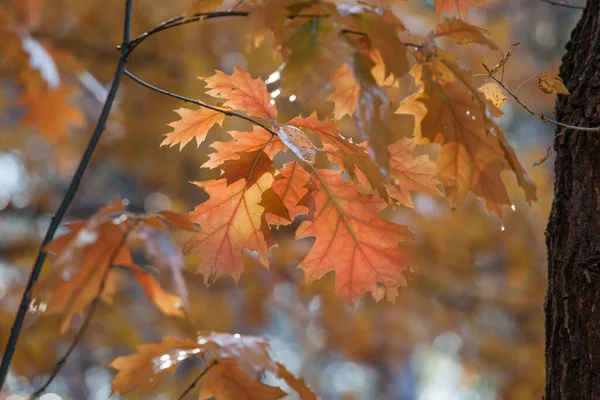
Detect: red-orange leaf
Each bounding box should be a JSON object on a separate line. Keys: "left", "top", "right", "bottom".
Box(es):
{"left": 110, "top": 336, "right": 201, "bottom": 395}
{"left": 132, "top": 270, "right": 184, "bottom": 317}
{"left": 297, "top": 169, "right": 416, "bottom": 305}
{"left": 184, "top": 175, "right": 273, "bottom": 283}
{"left": 202, "top": 66, "right": 277, "bottom": 119}
{"left": 287, "top": 113, "right": 388, "bottom": 200}
{"left": 435, "top": 0, "right": 483, "bottom": 19}
{"left": 199, "top": 363, "right": 286, "bottom": 400}
{"left": 387, "top": 137, "right": 444, "bottom": 208}
{"left": 268, "top": 161, "right": 311, "bottom": 225}
{"left": 161, "top": 107, "right": 225, "bottom": 150}
{"left": 204, "top": 127, "right": 285, "bottom": 169}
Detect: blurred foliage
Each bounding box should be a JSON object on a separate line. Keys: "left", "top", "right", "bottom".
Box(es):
{"left": 0, "top": 0, "right": 578, "bottom": 398}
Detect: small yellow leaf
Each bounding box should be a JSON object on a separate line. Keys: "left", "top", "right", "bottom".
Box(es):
{"left": 538, "top": 73, "right": 569, "bottom": 95}
{"left": 479, "top": 82, "right": 506, "bottom": 109}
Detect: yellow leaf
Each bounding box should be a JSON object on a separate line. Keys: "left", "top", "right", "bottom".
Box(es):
{"left": 538, "top": 73, "right": 569, "bottom": 95}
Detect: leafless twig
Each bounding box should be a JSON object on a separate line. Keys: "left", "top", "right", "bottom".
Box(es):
{"left": 541, "top": 0, "right": 584, "bottom": 10}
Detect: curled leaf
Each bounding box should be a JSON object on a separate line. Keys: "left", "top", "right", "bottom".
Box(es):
{"left": 538, "top": 73, "right": 569, "bottom": 95}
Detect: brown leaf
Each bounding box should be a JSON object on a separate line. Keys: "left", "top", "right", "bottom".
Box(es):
{"left": 538, "top": 73, "right": 569, "bottom": 95}
{"left": 436, "top": 18, "right": 499, "bottom": 51}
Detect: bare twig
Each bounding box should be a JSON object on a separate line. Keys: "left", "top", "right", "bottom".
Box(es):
{"left": 177, "top": 359, "right": 218, "bottom": 400}
{"left": 0, "top": 0, "right": 135, "bottom": 390}
{"left": 483, "top": 63, "right": 600, "bottom": 132}
{"left": 540, "top": 0, "right": 584, "bottom": 9}
{"left": 123, "top": 69, "right": 280, "bottom": 137}
{"left": 29, "top": 221, "right": 138, "bottom": 399}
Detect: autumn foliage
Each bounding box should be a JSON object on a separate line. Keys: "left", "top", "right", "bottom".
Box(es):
{"left": 0, "top": 0, "right": 571, "bottom": 398}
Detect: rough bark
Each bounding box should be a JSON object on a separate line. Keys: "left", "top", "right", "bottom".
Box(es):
{"left": 545, "top": 1, "right": 600, "bottom": 398}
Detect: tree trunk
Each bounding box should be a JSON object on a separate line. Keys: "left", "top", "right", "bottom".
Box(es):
{"left": 545, "top": 1, "right": 600, "bottom": 398}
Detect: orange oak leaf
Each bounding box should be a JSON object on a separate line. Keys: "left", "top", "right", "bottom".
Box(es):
{"left": 397, "top": 58, "right": 536, "bottom": 214}
{"left": 132, "top": 270, "right": 184, "bottom": 317}
{"left": 434, "top": 0, "right": 484, "bottom": 19}
{"left": 203, "top": 127, "right": 285, "bottom": 169}
{"left": 387, "top": 137, "right": 444, "bottom": 208}
{"left": 183, "top": 174, "right": 273, "bottom": 283}
{"left": 435, "top": 18, "right": 499, "bottom": 51}
{"left": 110, "top": 336, "right": 204, "bottom": 395}
{"left": 268, "top": 161, "right": 311, "bottom": 225}
{"left": 161, "top": 107, "right": 225, "bottom": 150}
{"left": 198, "top": 363, "right": 287, "bottom": 400}
{"left": 202, "top": 66, "right": 277, "bottom": 120}
{"left": 37, "top": 201, "right": 186, "bottom": 333}
{"left": 219, "top": 150, "right": 275, "bottom": 187}
{"left": 287, "top": 113, "right": 388, "bottom": 200}
{"left": 19, "top": 83, "right": 85, "bottom": 140}
{"left": 328, "top": 64, "right": 360, "bottom": 120}
{"left": 297, "top": 169, "right": 416, "bottom": 305}
{"left": 110, "top": 333, "right": 294, "bottom": 398}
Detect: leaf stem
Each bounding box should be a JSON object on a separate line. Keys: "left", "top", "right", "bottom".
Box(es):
{"left": 123, "top": 69, "right": 280, "bottom": 137}
{"left": 176, "top": 359, "right": 218, "bottom": 400}
{"left": 0, "top": 0, "right": 135, "bottom": 390}
{"left": 482, "top": 63, "right": 600, "bottom": 132}
{"left": 28, "top": 221, "right": 138, "bottom": 400}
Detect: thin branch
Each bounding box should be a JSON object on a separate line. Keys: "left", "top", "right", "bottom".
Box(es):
{"left": 29, "top": 222, "right": 138, "bottom": 400}
{"left": 123, "top": 69, "right": 280, "bottom": 137}
{"left": 0, "top": 0, "right": 135, "bottom": 390}
{"left": 127, "top": 10, "right": 418, "bottom": 55}
{"left": 513, "top": 74, "right": 538, "bottom": 95}
{"left": 540, "top": 0, "right": 584, "bottom": 9}
{"left": 482, "top": 63, "right": 600, "bottom": 132}
{"left": 177, "top": 359, "right": 218, "bottom": 400}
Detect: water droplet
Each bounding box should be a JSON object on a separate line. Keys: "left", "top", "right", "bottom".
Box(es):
{"left": 471, "top": 115, "right": 476, "bottom": 120}
{"left": 160, "top": 354, "right": 170, "bottom": 361}
{"left": 466, "top": 110, "right": 471, "bottom": 116}
{"left": 269, "top": 99, "right": 275, "bottom": 105}
{"left": 289, "top": 94, "right": 297, "bottom": 102}
{"left": 500, "top": 225, "right": 505, "bottom": 231}
{"left": 198, "top": 338, "right": 208, "bottom": 345}
{"left": 234, "top": 333, "right": 241, "bottom": 339}
{"left": 511, "top": 204, "right": 516, "bottom": 211}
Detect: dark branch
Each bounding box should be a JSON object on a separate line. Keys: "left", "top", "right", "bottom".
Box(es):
{"left": 0, "top": 0, "right": 135, "bottom": 390}
{"left": 123, "top": 69, "right": 280, "bottom": 137}
{"left": 540, "top": 0, "right": 584, "bottom": 9}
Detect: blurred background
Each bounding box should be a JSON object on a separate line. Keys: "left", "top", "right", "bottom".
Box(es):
{"left": 0, "top": 0, "right": 581, "bottom": 398}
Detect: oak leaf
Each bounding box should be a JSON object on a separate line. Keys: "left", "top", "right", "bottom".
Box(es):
{"left": 328, "top": 64, "right": 360, "bottom": 120}
{"left": 183, "top": 175, "right": 273, "bottom": 283}
{"left": 397, "top": 58, "right": 536, "bottom": 213}
{"left": 387, "top": 137, "right": 444, "bottom": 208}
{"left": 286, "top": 113, "right": 388, "bottom": 200}
{"left": 435, "top": 18, "right": 499, "bottom": 51}
{"left": 297, "top": 169, "right": 416, "bottom": 305}
{"left": 202, "top": 66, "right": 277, "bottom": 120}
{"left": 203, "top": 127, "right": 285, "bottom": 169}
{"left": 161, "top": 107, "right": 225, "bottom": 150}
{"left": 268, "top": 161, "right": 311, "bottom": 225}
{"left": 110, "top": 333, "right": 306, "bottom": 399}
{"left": 198, "top": 363, "right": 287, "bottom": 400}
{"left": 19, "top": 83, "right": 85, "bottom": 140}
{"left": 434, "top": 0, "right": 484, "bottom": 19}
